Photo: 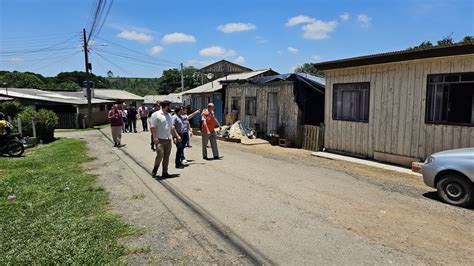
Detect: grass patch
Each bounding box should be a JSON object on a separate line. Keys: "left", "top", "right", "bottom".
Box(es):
{"left": 174, "top": 223, "right": 184, "bottom": 231}
{"left": 123, "top": 245, "right": 151, "bottom": 255}
{"left": 131, "top": 193, "right": 145, "bottom": 200}
{"left": 55, "top": 123, "right": 110, "bottom": 133}
{"left": 0, "top": 138, "right": 136, "bottom": 264}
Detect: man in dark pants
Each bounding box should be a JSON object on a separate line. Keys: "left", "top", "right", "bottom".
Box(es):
{"left": 128, "top": 106, "right": 138, "bottom": 133}
{"left": 149, "top": 101, "right": 160, "bottom": 151}
{"left": 150, "top": 101, "right": 181, "bottom": 178}
{"left": 138, "top": 103, "right": 149, "bottom": 132}
{"left": 172, "top": 106, "right": 189, "bottom": 168}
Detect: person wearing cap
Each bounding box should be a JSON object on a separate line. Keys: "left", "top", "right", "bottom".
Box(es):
{"left": 201, "top": 103, "right": 220, "bottom": 160}
{"left": 150, "top": 100, "right": 181, "bottom": 178}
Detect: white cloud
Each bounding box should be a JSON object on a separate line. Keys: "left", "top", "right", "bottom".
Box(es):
{"left": 357, "top": 14, "right": 372, "bottom": 28}
{"left": 287, "top": 47, "right": 299, "bottom": 54}
{"left": 117, "top": 30, "right": 153, "bottom": 43}
{"left": 302, "top": 20, "right": 338, "bottom": 40}
{"left": 340, "top": 12, "right": 350, "bottom": 21}
{"left": 312, "top": 55, "right": 322, "bottom": 61}
{"left": 161, "top": 32, "right": 196, "bottom": 44}
{"left": 286, "top": 15, "right": 316, "bottom": 27}
{"left": 218, "top": 22, "right": 256, "bottom": 33}
{"left": 234, "top": 56, "right": 245, "bottom": 64}
{"left": 256, "top": 36, "right": 268, "bottom": 44}
{"left": 199, "top": 46, "right": 236, "bottom": 57}
{"left": 149, "top": 45, "right": 164, "bottom": 55}
{"left": 5, "top": 57, "right": 24, "bottom": 64}
{"left": 187, "top": 59, "right": 214, "bottom": 66}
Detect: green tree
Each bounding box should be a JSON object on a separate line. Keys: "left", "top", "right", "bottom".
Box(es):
{"left": 409, "top": 41, "right": 434, "bottom": 50}
{"left": 55, "top": 71, "right": 110, "bottom": 88}
{"left": 158, "top": 68, "right": 181, "bottom": 94}
{"left": 0, "top": 71, "right": 45, "bottom": 89}
{"left": 460, "top": 35, "right": 474, "bottom": 44}
{"left": 437, "top": 35, "right": 454, "bottom": 46}
{"left": 294, "top": 63, "right": 324, "bottom": 77}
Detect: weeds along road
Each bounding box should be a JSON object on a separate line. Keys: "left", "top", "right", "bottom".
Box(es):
{"left": 61, "top": 130, "right": 473, "bottom": 265}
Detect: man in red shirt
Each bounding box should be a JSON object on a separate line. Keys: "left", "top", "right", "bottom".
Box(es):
{"left": 108, "top": 104, "right": 125, "bottom": 147}
{"left": 201, "top": 103, "right": 220, "bottom": 160}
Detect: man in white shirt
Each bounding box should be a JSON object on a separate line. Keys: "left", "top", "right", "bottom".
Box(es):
{"left": 150, "top": 101, "right": 181, "bottom": 178}
{"left": 138, "top": 103, "right": 149, "bottom": 132}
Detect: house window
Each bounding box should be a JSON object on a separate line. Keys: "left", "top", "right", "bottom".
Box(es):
{"left": 231, "top": 97, "right": 240, "bottom": 111}
{"left": 100, "top": 104, "right": 106, "bottom": 111}
{"left": 333, "top": 82, "right": 370, "bottom": 122}
{"left": 426, "top": 73, "right": 474, "bottom": 125}
{"left": 246, "top": 97, "right": 257, "bottom": 116}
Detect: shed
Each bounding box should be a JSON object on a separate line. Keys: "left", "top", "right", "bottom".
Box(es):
{"left": 144, "top": 93, "right": 183, "bottom": 110}
{"left": 199, "top": 59, "right": 253, "bottom": 81}
{"left": 314, "top": 43, "right": 474, "bottom": 166}
{"left": 0, "top": 88, "right": 114, "bottom": 128}
{"left": 225, "top": 73, "right": 325, "bottom": 147}
{"left": 183, "top": 69, "right": 278, "bottom": 125}
{"left": 93, "top": 89, "right": 144, "bottom": 106}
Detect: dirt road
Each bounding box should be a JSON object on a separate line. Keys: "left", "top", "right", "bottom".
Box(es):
{"left": 58, "top": 130, "right": 473, "bottom": 265}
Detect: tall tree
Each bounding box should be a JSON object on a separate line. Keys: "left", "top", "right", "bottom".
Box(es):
{"left": 294, "top": 63, "right": 324, "bottom": 77}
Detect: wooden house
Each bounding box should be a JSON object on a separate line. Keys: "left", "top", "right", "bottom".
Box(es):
{"left": 224, "top": 73, "right": 325, "bottom": 147}
{"left": 314, "top": 44, "right": 474, "bottom": 166}
{"left": 183, "top": 69, "right": 278, "bottom": 125}
{"left": 199, "top": 60, "right": 253, "bottom": 81}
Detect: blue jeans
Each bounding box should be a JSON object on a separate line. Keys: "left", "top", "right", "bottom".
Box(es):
{"left": 175, "top": 132, "right": 189, "bottom": 166}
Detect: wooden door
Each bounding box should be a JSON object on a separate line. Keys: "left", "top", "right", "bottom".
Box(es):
{"left": 267, "top": 92, "right": 279, "bottom": 133}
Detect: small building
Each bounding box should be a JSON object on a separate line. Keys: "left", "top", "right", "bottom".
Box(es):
{"left": 224, "top": 73, "right": 325, "bottom": 147}
{"left": 314, "top": 44, "right": 474, "bottom": 166}
{"left": 93, "top": 89, "right": 144, "bottom": 106}
{"left": 144, "top": 93, "right": 183, "bottom": 110}
{"left": 183, "top": 69, "right": 278, "bottom": 125}
{"left": 199, "top": 60, "right": 253, "bottom": 81}
{"left": 0, "top": 88, "right": 114, "bottom": 128}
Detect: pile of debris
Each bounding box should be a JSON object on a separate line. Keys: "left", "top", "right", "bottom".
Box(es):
{"left": 217, "top": 121, "right": 268, "bottom": 145}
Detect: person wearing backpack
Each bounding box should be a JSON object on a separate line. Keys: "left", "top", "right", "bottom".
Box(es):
{"left": 201, "top": 103, "right": 220, "bottom": 160}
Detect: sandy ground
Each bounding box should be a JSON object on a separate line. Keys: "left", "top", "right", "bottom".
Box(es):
{"left": 57, "top": 129, "right": 474, "bottom": 265}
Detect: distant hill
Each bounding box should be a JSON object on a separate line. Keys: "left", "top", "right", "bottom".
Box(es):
{"left": 107, "top": 77, "right": 161, "bottom": 96}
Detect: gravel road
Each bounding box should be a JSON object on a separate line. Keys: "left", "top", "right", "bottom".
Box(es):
{"left": 58, "top": 130, "right": 473, "bottom": 265}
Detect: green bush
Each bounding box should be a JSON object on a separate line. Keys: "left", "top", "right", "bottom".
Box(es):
{"left": 16, "top": 107, "right": 58, "bottom": 143}
{"left": 0, "top": 101, "right": 24, "bottom": 118}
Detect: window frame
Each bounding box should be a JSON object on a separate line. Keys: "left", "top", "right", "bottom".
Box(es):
{"left": 245, "top": 96, "right": 257, "bottom": 116}
{"left": 425, "top": 72, "right": 474, "bottom": 127}
{"left": 231, "top": 96, "right": 240, "bottom": 111}
{"left": 332, "top": 82, "right": 370, "bottom": 123}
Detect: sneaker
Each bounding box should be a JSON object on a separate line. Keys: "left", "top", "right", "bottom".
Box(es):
{"left": 175, "top": 164, "right": 185, "bottom": 169}
{"left": 182, "top": 159, "right": 188, "bottom": 164}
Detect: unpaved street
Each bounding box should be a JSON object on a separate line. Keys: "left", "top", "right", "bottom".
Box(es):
{"left": 59, "top": 130, "right": 473, "bottom": 265}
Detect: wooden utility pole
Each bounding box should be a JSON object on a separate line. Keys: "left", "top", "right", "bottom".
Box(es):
{"left": 82, "top": 28, "right": 92, "bottom": 127}
{"left": 180, "top": 63, "right": 185, "bottom": 91}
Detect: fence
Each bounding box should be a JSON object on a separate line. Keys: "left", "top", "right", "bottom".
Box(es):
{"left": 302, "top": 125, "right": 323, "bottom": 151}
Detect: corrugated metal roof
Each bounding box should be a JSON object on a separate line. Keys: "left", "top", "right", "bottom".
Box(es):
{"left": 0, "top": 96, "right": 13, "bottom": 101}
{"left": 144, "top": 93, "right": 183, "bottom": 104}
{"left": 249, "top": 73, "right": 325, "bottom": 94}
{"left": 93, "top": 89, "right": 144, "bottom": 100}
{"left": 314, "top": 43, "right": 474, "bottom": 70}
{"left": 184, "top": 69, "right": 275, "bottom": 95}
{"left": 0, "top": 88, "right": 113, "bottom": 105}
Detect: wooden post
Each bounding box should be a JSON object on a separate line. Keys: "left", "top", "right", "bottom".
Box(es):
{"left": 82, "top": 117, "right": 86, "bottom": 129}
{"left": 31, "top": 119, "right": 37, "bottom": 138}
{"left": 17, "top": 118, "right": 22, "bottom": 137}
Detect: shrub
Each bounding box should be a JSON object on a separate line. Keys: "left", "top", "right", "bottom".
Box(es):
{"left": 16, "top": 107, "right": 58, "bottom": 143}
{"left": 0, "top": 101, "right": 24, "bottom": 118}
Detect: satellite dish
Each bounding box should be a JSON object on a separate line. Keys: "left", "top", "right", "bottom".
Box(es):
{"left": 207, "top": 73, "right": 214, "bottom": 79}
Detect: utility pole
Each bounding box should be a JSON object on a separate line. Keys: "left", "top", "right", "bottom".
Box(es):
{"left": 180, "top": 63, "right": 184, "bottom": 91}
{"left": 82, "top": 28, "right": 92, "bottom": 127}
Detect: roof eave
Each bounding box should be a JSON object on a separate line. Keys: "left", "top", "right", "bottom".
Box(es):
{"left": 313, "top": 44, "right": 474, "bottom": 71}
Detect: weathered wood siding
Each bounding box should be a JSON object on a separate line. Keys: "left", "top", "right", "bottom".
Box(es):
{"left": 226, "top": 82, "right": 303, "bottom": 146}
{"left": 324, "top": 54, "right": 474, "bottom": 161}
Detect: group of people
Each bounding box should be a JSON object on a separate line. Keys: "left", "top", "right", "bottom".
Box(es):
{"left": 108, "top": 101, "right": 221, "bottom": 179}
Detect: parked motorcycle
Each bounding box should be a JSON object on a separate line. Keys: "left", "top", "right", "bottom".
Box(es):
{"left": 0, "top": 133, "right": 25, "bottom": 157}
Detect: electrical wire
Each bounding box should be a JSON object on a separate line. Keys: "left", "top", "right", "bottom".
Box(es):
{"left": 90, "top": 50, "right": 134, "bottom": 76}
{"left": 0, "top": 35, "right": 79, "bottom": 55}
{"left": 92, "top": 48, "right": 176, "bottom": 67}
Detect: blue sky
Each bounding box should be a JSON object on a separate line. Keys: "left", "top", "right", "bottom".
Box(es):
{"left": 1, "top": 0, "right": 473, "bottom": 78}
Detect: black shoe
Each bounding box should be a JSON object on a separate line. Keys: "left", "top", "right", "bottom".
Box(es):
{"left": 151, "top": 167, "right": 158, "bottom": 177}
{"left": 203, "top": 156, "right": 210, "bottom": 160}
{"left": 176, "top": 165, "right": 185, "bottom": 169}
{"left": 213, "top": 156, "right": 221, "bottom": 160}
{"left": 113, "top": 143, "right": 118, "bottom": 147}
{"left": 162, "top": 172, "right": 171, "bottom": 179}
{"left": 118, "top": 143, "right": 126, "bottom": 148}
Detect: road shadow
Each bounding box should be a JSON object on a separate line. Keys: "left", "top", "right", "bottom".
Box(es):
{"left": 422, "top": 192, "right": 474, "bottom": 210}
{"left": 155, "top": 173, "right": 180, "bottom": 180}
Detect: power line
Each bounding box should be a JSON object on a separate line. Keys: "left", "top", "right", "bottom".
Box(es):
{"left": 91, "top": 50, "right": 134, "bottom": 76}
{"left": 0, "top": 35, "right": 79, "bottom": 55}
{"left": 95, "top": 36, "right": 179, "bottom": 66}
{"left": 92, "top": 47, "right": 176, "bottom": 67}
{"left": 29, "top": 51, "right": 82, "bottom": 72}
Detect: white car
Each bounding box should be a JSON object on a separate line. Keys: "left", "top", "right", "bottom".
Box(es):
{"left": 421, "top": 148, "right": 474, "bottom": 207}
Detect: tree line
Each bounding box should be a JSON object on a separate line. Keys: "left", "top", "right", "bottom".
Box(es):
{"left": 0, "top": 66, "right": 206, "bottom": 96}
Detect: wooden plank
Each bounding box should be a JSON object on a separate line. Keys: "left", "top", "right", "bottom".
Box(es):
{"left": 397, "top": 63, "right": 409, "bottom": 155}
{"left": 404, "top": 62, "right": 415, "bottom": 156}
{"left": 367, "top": 66, "right": 376, "bottom": 157}
{"left": 442, "top": 126, "right": 453, "bottom": 151}
{"left": 391, "top": 63, "right": 402, "bottom": 154}
{"left": 460, "top": 126, "right": 470, "bottom": 148}
{"left": 374, "top": 65, "right": 385, "bottom": 153}
{"left": 418, "top": 60, "right": 435, "bottom": 159}
{"left": 433, "top": 125, "right": 443, "bottom": 153}
{"left": 452, "top": 126, "right": 461, "bottom": 149}
{"left": 384, "top": 65, "right": 396, "bottom": 153}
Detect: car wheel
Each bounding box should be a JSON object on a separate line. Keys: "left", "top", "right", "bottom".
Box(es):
{"left": 436, "top": 174, "right": 474, "bottom": 207}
